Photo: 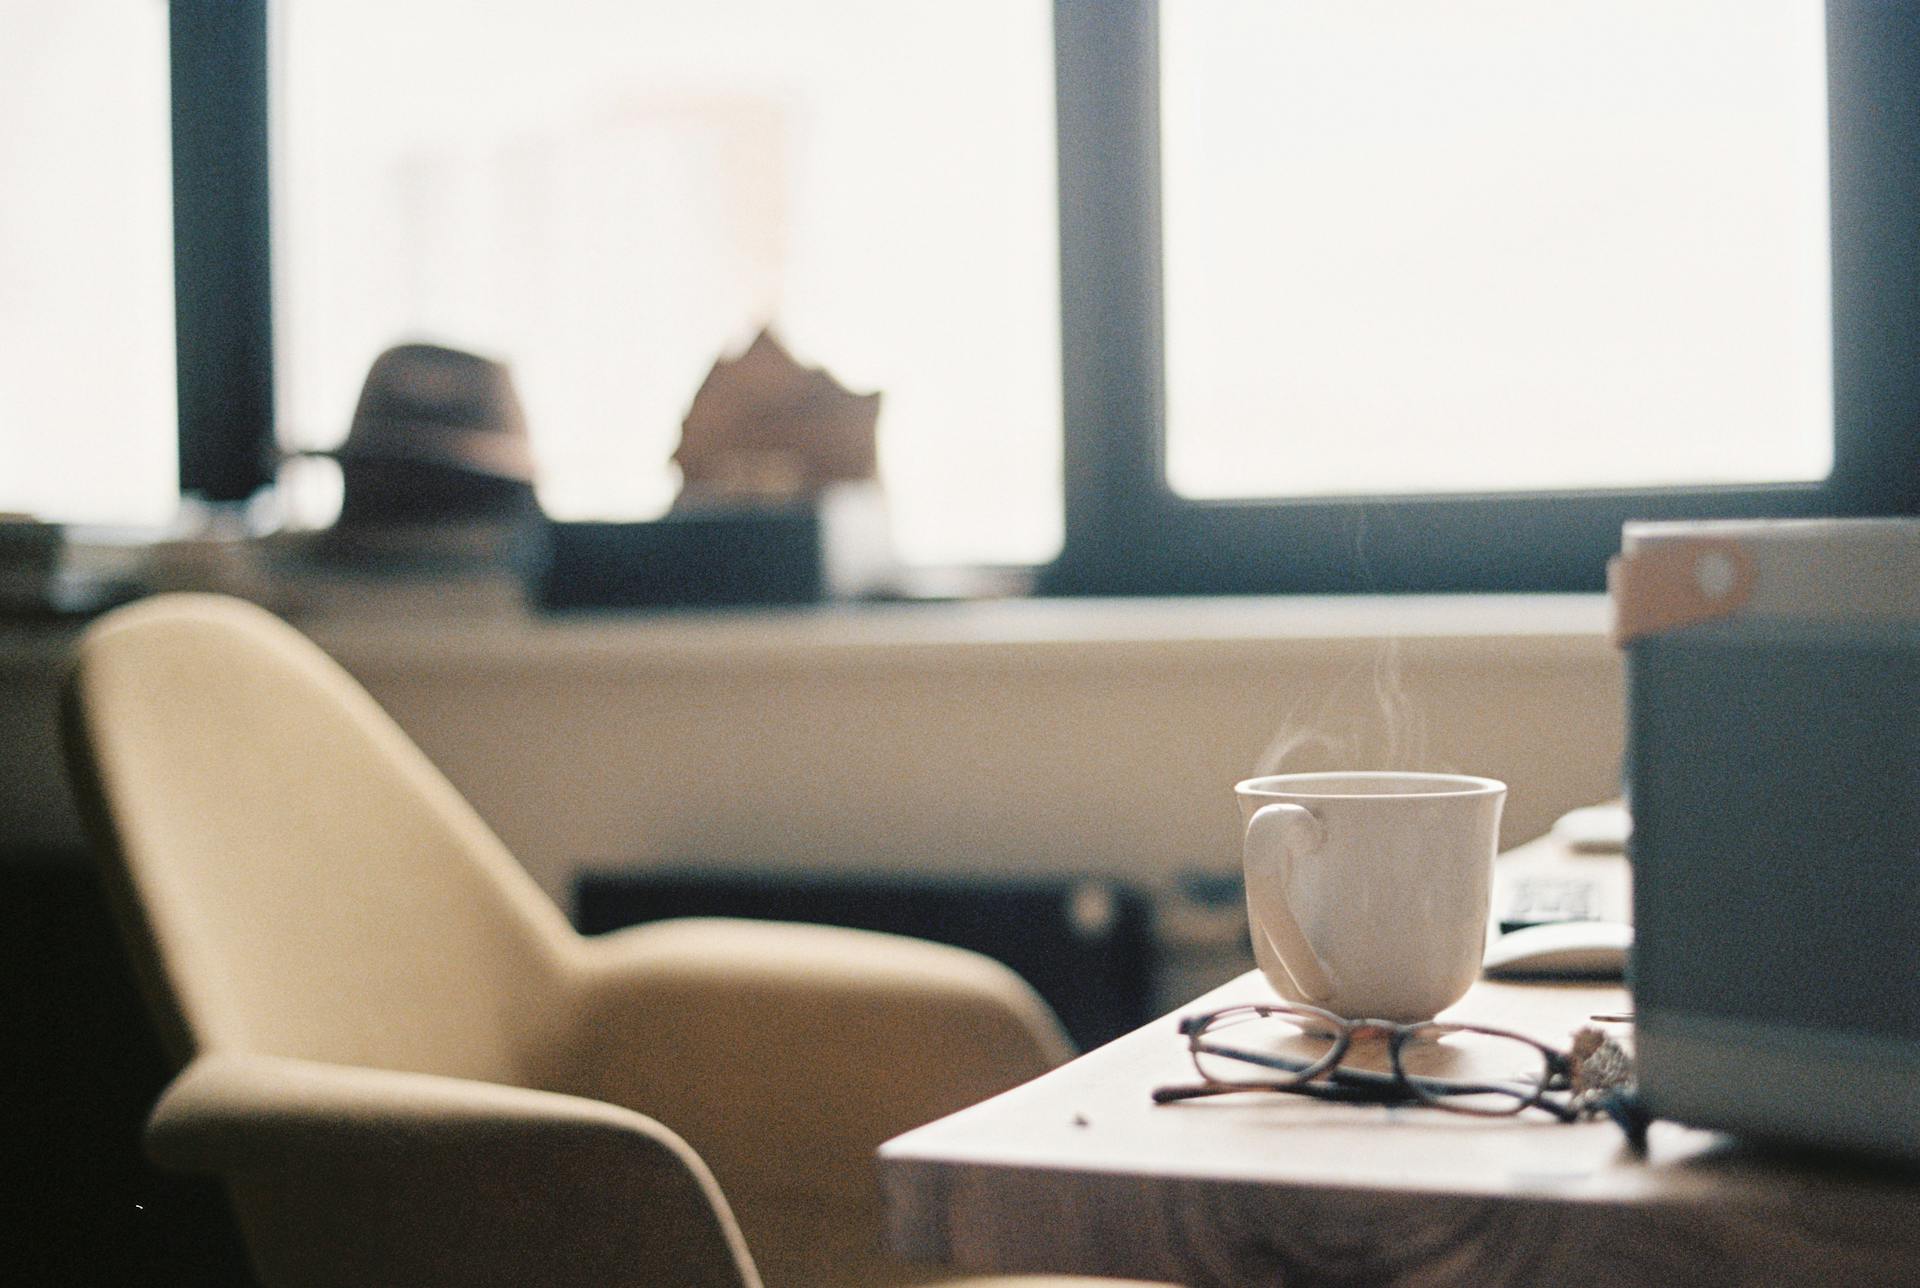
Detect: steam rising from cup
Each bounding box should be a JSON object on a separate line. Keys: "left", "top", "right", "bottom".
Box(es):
{"left": 1254, "top": 637, "right": 1432, "bottom": 777}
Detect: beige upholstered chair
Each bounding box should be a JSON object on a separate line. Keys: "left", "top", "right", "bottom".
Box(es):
{"left": 64, "top": 593, "right": 1144, "bottom": 1288}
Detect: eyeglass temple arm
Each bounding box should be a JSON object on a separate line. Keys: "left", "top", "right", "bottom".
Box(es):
{"left": 1190, "top": 1041, "right": 1581, "bottom": 1119}
{"left": 1184, "top": 1042, "right": 1411, "bottom": 1096}
{"left": 1151, "top": 1077, "right": 1415, "bottom": 1106}
{"left": 1154, "top": 1075, "right": 1582, "bottom": 1121}
{"left": 1398, "top": 1074, "right": 1582, "bottom": 1122}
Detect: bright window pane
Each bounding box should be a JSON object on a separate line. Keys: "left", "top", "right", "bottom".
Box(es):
{"left": 277, "top": 0, "right": 1061, "bottom": 567}
{"left": 1162, "top": 0, "right": 1834, "bottom": 500}
{"left": 0, "top": 0, "right": 176, "bottom": 525}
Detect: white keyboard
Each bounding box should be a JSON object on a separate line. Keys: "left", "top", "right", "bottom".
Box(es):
{"left": 1491, "top": 803, "right": 1632, "bottom": 933}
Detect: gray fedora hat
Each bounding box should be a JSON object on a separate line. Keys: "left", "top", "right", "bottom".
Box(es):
{"left": 324, "top": 342, "right": 536, "bottom": 483}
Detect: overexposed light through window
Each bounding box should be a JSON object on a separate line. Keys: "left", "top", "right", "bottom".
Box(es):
{"left": 0, "top": 0, "right": 175, "bottom": 527}
{"left": 277, "top": 0, "right": 1062, "bottom": 567}
{"left": 1161, "top": 0, "right": 1834, "bottom": 500}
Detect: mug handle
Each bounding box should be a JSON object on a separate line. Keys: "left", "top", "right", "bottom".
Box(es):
{"left": 1244, "top": 803, "right": 1336, "bottom": 1003}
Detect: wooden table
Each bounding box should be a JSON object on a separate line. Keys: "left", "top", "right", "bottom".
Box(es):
{"left": 880, "top": 971, "right": 1920, "bottom": 1287}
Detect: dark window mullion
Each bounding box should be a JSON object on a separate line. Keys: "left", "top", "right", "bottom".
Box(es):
{"left": 1048, "top": 0, "right": 1168, "bottom": 594}
{"left": 171, "top": 0, "right": 275, "bottom": 505}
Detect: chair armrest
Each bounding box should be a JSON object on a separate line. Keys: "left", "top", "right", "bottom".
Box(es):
{"left": 557, "top": 918, "right": 1074, "bottom": 1207}
{"left": 147, "top": 1052, "right": 760, "bottom": 1288}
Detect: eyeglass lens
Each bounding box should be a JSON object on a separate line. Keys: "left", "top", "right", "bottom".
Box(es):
{"left": 1189, "top": 1006, "right": 1344, "bottom": 1087}
{"left": 1394, "top": 1023, "right": 1556, "bottom": 1116}
{"left": 1191, "top": 1009, "right": 1556, "bottom": 1115}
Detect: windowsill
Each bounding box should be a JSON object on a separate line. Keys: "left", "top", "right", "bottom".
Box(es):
{"left": 298, "top": 590, "right": 1615, "bottom": 676}
{"left": 0, "top": 581, "right": 1615, "bottom": 673}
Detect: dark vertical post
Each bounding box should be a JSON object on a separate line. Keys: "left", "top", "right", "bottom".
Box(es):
{"left": 1824, "top": 0, "right": 1920, "bottom": 511}
{"left": 1044, "top": 0, "right": 1165, "bottom": 594}
{"left": 171, "top": 0, "right": 274, "bottom": 504}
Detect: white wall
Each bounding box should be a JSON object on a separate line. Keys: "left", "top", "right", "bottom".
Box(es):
{"left": 296, "top": 594, "right": 1624, "bottom": 895}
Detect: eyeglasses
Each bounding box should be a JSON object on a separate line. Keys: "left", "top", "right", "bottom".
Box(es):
{"left": 1153, "top": 1002, "right": 1629, "bottom": 1122}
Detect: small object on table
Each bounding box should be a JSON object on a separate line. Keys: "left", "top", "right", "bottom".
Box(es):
{"left": 1482, "top": 919, "right": 1633, "bottom": 980}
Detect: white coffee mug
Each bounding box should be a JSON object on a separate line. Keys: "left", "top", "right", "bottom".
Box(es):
{"left": 1236, "top": 772, "right": 1506, "bottom": 1023}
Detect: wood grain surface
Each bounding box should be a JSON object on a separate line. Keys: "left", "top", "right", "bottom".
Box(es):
{"left": 880, "top": 972, "right": 1920, "bottom": 1287}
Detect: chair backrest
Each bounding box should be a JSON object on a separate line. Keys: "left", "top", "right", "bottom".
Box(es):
{"left": 65, "top": 593, "right": 577, "bottom": 1086}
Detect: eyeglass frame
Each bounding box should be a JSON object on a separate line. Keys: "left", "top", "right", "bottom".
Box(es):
{"left": 1152, "top": 1001, "right": 1585, "bottom": 1122}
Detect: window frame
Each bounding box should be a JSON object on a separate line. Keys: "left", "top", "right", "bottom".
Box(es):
{"left": 168, "top": 1, "right": 1920, "bottom": 587}
{"left": 172, "top": 0, "right": 275, "bottom": 504}
{"left": 1042, "top": 0, "right": 1920, "bottom": 596}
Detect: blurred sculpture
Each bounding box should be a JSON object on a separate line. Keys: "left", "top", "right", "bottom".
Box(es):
{"left": 672, "top": 329, "right": 880, "bottom": 508}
